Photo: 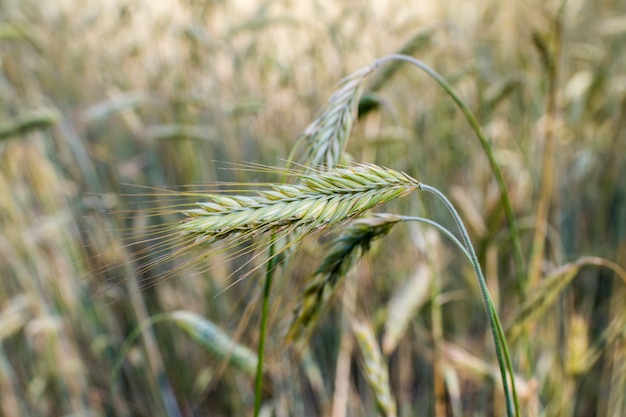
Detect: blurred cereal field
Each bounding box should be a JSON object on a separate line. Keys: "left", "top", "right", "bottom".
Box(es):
{"left": 0, "top": 0, "right": 625, "bottom": 416}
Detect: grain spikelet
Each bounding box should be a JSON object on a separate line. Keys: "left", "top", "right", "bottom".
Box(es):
{"left": 351, "top": 319, "right": 397, "bottom": 417}
{"left": 170, "top": 310, "right": 258, "bottom": 376}
{"left": 382, "top": 262, "right": 431, "bottom": 355}
{"left": 441, "top": 342, "right": 534, "bottom": 400}
{"left": 0, "top": 108, "right": 59, "bottom": 141}
{"left": 301, "top": 65, "right": 376, "bottom": 169}
{"left": 606, "top": 313, "right": 626, "bottom": 415}
{"left": 287, "top": 213, "right": 402, "bottom": 342}
{"left": 112, "top": 164, "right": 418, "bottom": 290}
{"left": 180, "top": 164, "right": 417, "bottom": 242}
{"left": 507, "top": 257, "right": 626, "bottom": 341}
{"left": 565, "top": 313, "right": 590, "bottom": 375}
{"left": 506, "top": 262, "right": 581, "bottom": 341}
{"left": 0, "top": 295, "right": 33, "bottom": 342}
{"left": 566, "top": 311, "right": 626, "bottom": 376}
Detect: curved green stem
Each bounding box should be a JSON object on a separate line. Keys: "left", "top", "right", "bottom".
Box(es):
{"left": 107, "top": 313, "right": 172, "bottom": 417}
{"left": 420, "top": 183, "right": 519, "bottom": 417}
{"left": 374, "top": 54, "right": 525, "bottom": 286}
{"left": 400, "top": 215, "right": 472, "bottom": 261}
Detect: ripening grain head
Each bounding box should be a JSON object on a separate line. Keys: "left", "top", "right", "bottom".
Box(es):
{"left": 352, "top": 318, "right": 398, "bottom": 417}
{"left": 180, "top": 163, "right": 418, "bottom": 241}
{"left": 300, "top": 65, "right": 376, "bottom": 169}
{"left": 288, "top": 213, "right": 402, "bottom": 343}
{"left": 123, "top": 163, "right": 419, "bottom": 288}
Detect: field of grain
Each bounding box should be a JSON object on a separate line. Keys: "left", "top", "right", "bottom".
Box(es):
{"left": 1, "top": 1, "right": 625, "bottom": 416}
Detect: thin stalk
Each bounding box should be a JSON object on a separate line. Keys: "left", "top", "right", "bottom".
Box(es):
{"left": 400, "top": 216, "right": 471, "bottom": 261}
{"left": 420, "top": 183, "right": 518, "bottom": 417}
{"left": 107, "top": 313, "right": 172, "bottom": 417}
{"left": 375, "top": 54, "right": 525, "bottom": 285}
{"left": 254, "top": 237, "right": 277, "bottom": 417}
{"left": 488, "top": 299, "right": 520, "bottom": 414}
{"left": 402, "top": 215, "right": 519, "bottom": 413}
{"left": 428, "top": 236, "right": 446, "bottom": 417}
{"left": 528, "top": 1, "right": 566, "bottom": 289}
{"left": 125, "top": 267, "right": 182, "bottom": 417}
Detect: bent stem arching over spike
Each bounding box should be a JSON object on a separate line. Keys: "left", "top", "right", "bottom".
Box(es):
{"left": 291, "top": 53, "right": 524, "bottom": 284}
{"left": 419, "top": 183, "right": 519, "bottom": 417}
{"left": 256, "top": 54, "right": 520, "bottom": 416}
{"left": 374, "top": 54, "right": 526, "bottom": 287}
